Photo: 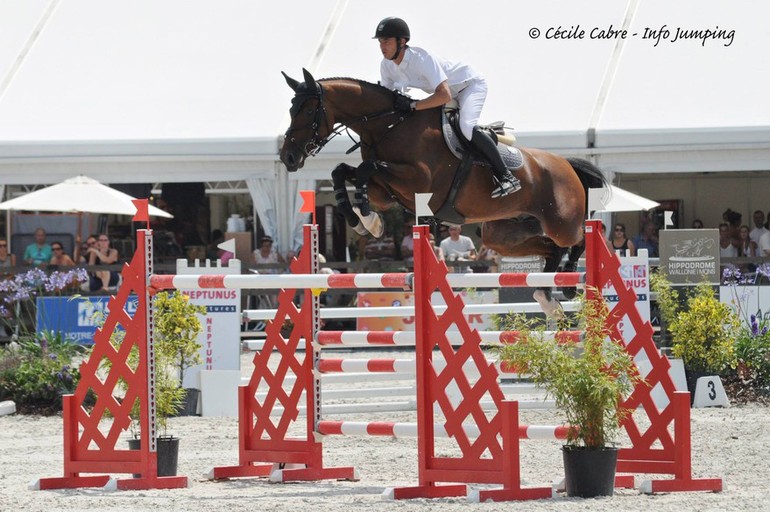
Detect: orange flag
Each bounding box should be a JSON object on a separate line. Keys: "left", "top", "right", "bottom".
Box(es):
{"left": 299, "top": 190, "right": 316, "bottom": 225}
{"left": 132, "top": 199, "right": 150, "bottom": 226}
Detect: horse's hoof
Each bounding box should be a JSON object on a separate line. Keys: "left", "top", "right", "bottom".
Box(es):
{"left": 352, "top": 207, "right": 384, "bottom": 238}
{"left": 352, "top": 222, "right": 368, "bottom": 236}
{"left": 533, "top": 290, "right": 564, "bottom": 319}
{"left": 562, "top": 287, "right": 578, "bottom": 300}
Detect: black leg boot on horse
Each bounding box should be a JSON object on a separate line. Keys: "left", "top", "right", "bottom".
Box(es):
{"left": 470, "top": 127, "right": 521, "bottom": 199}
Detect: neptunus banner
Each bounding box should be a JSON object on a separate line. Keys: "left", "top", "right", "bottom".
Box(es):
{"left": 659, "top": 229, "right": 720, "bottom": 284}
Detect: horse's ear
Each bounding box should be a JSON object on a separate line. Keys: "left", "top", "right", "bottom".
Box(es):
{"left": 282, "top": 71, "right": 300, "bottom": 91}
{"left": 302, "top": 68, "right": 316, "bottom": 87}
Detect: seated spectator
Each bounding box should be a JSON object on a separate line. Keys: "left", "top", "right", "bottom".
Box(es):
{"left": 633, "top": 221, "right": 659, "bottom": 257}
{"left": 691, "top": 219, "right": 704, "bottom": 229}
{"left": 0, "top": 239, "right": 15, "bottom": 269}
{"left": 722, "top": 208, "right": 742, "bottom": 249}
{"left": 252, "top": 236, "right": 284, "bottom": 272}
{"left": 23, "top": 228, "right": 52, "bottom": 266}
{"left": 759, "top": 229, "right": 770, "bottom": 257}
{"left": 49, "top": 242, "right": 76, "bottom": 267}
{"left": 76, "top": 235, "right": 97, "bottom": 264}
{"left": 400, "top": 223, "right": 414, "bottom": 267}
{"left": 440, "top": 225, "right": 476, "bottom": 272}
{"left": 610, "top": 223, "right": 636, "bottom": 256}
{"left": 428, "top": 233, "right": 445, "bottom": 262}
{"left": 86, "top": 234, "right": 120, "bottom": 291}
{"left": 738, "top": 225, "right": 758, "bottom": 257}
{"left": 474, "top": 244, "right": 500, "bottom": 273}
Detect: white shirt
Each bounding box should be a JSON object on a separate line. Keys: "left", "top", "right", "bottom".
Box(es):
{"left": 380, "top": 46, "right": 481, "bottom": 97}
{"left": 759, "top": 231, "right": 770, "bottom": 256}
{"left": 440, "top": 235, "right": 476, "bottom": 259}
{"left": 750, "top": 226, "right": 769, "bottom": 246}
{"left": 720, "top": 244, "right": 738, "bottom": 258}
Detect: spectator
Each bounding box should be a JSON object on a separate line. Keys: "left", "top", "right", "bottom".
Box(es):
{"left": 633, "top": 221, "right": 659, "bottom": 257}
{"left": 722, "top": 208, "right": 742, "bottom": 248}
{"left": 718, "top": 223, "right": 738, "bottom": 258}
{"left": 49, "top": 242, "right": 76, "bottom": 267}
{"left": 87, "top": 234, "right": 120, "bottom": 291}
{"left": 252, "top": 236, "right": 284, "bottom": 271}
{"left": 428, "top": 233, "right": 445, "bottom": 262}
{"left": 400, "top": 223, "right": 414, "bottom": 268}
{"left": 76, "top": 235, "right": 97, "bottom": 264}
{"left": 0, "top": 238, "right": 15, "bottom": 269}
{"left": 750, "top": 210, "right": 769, "bottom": 246}
{"left": 691, "top": 219, "right": 704, "bottom": 229}
{"left": 23, "top": 228, "right": 52, "bottom": 266}
{"left": 439, "top": 225, "right": 477, "bottom": 265}
{"left": 610, "top": 223, "right": 636, "bottom": 256}
{"left": 251, "top": 236, "right": 284, "bottom": 308}
{"left": 474, "top": 244, "right": 500, "bottom": 273}
{"left": 207, "top": 229, "right": 234, "bottom": 264}
{"left": 738, "top": 225, "right": 758, "bottom": 257}
{"left": 759, "top": 228, "right": 770, "bottom": 257}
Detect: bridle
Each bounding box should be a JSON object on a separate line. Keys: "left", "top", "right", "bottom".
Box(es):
{"left": 284, "top": 84, "right": 332, "bottom": 158}
{"left": 284, "top": 80, "right": 410, "bottom": 158}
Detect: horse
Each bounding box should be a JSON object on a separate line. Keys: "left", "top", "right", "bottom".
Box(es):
{"left": 279, "top": 68, "right": 608, "bottom": 315}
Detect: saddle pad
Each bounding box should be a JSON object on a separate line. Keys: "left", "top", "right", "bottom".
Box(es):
{"left": 441, "top": 109, "right": 523, "bottom": 170}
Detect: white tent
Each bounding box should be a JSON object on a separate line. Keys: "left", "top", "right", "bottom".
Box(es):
{"left": 0, "top": 0, "right": 768, "bottom": 249}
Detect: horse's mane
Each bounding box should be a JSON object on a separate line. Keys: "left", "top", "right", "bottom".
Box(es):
{"left": 318, "top": 77, "right": 391, "bottom": 96}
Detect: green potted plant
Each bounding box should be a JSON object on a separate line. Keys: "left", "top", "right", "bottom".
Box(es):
{"left": 496, "top": 290, "right": 642, "bottom": 497}
{"left": 153, "top": 290, "right": 206, "bottom": 417}
{"left": 100, "top": 290, "right": 205, "bottom": 476}
{"left": 652, "top": 273, "right": 738, "bottom": 397}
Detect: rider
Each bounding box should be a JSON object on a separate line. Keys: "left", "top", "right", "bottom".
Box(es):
{"left": 374, "top": 16, "right": 520, "bottom": 198}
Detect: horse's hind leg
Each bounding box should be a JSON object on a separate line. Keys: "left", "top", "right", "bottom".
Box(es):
{"left": 560, "top": 240, "right": 585, "bottom": 299}
{"left": 481, "top": 219, "right": 565, "bottom": 318}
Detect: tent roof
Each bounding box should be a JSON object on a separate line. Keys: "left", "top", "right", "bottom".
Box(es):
{"left": 0, "top": 0, "right": 768, "bottom": 184}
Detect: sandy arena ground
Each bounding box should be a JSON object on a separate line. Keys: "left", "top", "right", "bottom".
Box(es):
{"left": 2, "top": 350, "right": 769, "bottom": 512}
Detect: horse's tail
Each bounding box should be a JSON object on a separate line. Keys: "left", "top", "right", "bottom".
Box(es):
{"left": 566, "top": 157, "right": 609, "bottom": 211}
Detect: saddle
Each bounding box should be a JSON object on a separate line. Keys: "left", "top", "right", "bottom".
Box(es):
{"left": 430, "top": 104, "right": 524, "bottom": 225}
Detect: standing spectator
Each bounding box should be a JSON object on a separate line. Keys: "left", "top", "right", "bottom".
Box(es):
{"left": 23, "top": 228, "right": 52, "bottom": 266}
{"left": 722, "top": 209, "right": 742, "bottom": 248}
{"left": 719, "top": 223, "right": 738, "bottom": 258}
{"left": 750, "top": 210, "right": 769, "bottom": 246}
{"left": 738, "top": 225, "right": 758, "bottom": 257}
{"left": 633, "top": 221, "right": 659, "bottom": 257}
{"left": 87, "top": 234, "right": 120, "bottom": 291}
{"left": 691, "top": 219, "right": 704, "bottom": 229}
{"left": 439, "top": 225, "right": 477, "bottom": 262}
{"left": 49, "top": 242, "right": 76, "bottom": 267}
{"left": 759, "top": 229, "right": 770, "bottom": 257}
{"left": 610, "top": 223, "right": 636, "bottom": 256}
{"left": 0, "top": 239, "right": 15, "bottom": 269}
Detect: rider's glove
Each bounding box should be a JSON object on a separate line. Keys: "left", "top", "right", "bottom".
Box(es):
{"left": 394, "top": 94, "right": 415, "bottom": 113}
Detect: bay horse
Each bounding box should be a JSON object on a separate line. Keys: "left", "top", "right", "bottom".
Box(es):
{"left": 279, "top": 69, "right": 608, "bottom": 315}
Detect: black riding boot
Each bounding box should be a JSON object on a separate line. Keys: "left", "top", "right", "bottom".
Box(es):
{"left": 470, "top": 127, "right": 520, "bottom": 198}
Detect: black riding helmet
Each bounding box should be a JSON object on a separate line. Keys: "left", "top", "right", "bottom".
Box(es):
{"left": 373, "top": 17, "right": 410, "bottom": 41}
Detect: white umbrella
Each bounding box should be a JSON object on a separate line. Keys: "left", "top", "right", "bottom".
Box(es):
{"left": 0, "top": 175, "right": 172, "bottom": 217}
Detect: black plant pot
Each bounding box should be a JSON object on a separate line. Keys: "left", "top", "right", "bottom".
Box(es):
{"left": 127, "top": 436, "right": 180, "bottom": 477}
{"left": 562, "top": 446, "right": 618, "bottom": 498}
{"left": 685, "top": 368, "right": 709, "bottom": 405}
{"left": 176, "top": 388, "right": 200, "bottom": 416}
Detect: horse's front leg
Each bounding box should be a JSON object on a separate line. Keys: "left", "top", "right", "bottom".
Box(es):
{"left": 351, "top": 159, "right": 385, "bottom": 238}
{"left": 331, "top": 163, "right": 368, "bottom": 236}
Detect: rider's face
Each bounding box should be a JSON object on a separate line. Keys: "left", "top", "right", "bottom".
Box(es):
{"left": 378, "top": 37, "right": 399, "bottom": 59}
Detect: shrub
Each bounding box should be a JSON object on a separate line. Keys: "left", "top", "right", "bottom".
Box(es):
{"left": 668, "top": 281, "right": 739, "bottom": 374}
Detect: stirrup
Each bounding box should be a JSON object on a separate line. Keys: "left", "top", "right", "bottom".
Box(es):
{"left": 491, "top": 177, "right": 521, "bottom": 198}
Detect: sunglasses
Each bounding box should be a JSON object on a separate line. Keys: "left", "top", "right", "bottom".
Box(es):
{"left": 614, "top": 227, "right": 624, "bottom": 232}
{"left": 0, "top": 244, "right": 6, "bottom": 248}
{"left": 52, "top": 246, "right": 63, "bottom": 251}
